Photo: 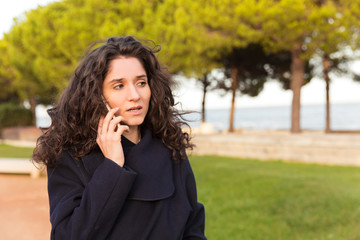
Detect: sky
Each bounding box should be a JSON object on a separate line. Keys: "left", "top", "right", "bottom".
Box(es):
{"left": 2, "top": 0, "right": 360, "bottom": 110}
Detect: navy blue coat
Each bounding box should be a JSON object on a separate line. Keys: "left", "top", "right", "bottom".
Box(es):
{"left": 47, "top": 129, "right": 206, "bottom": 239}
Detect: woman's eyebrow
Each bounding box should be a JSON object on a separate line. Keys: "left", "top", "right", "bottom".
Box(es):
{"left": 136, "top": 74, "right": 147, "bottom": 79}
{"left": 108, "top": 74, "right": 147, "bottom": 84}
{"left": 108, "top": 78, "right": 123, "bottom": 84}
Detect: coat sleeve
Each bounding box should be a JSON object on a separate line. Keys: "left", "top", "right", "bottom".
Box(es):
{"left": 47, "top": 152, "right": 137, "bottom": 240}
{"left": 182, "top": 156, "right": 207, "bottom": 240}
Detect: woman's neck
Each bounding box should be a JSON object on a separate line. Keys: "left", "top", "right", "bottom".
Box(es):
{"left": 123, "top": 126, "right": 141, "bottom": 144}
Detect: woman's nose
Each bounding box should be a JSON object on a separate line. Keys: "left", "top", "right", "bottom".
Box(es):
{"left": 128, "top": 85, "right": 140, "bottom": 101}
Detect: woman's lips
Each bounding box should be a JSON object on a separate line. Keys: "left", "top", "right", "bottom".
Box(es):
{"left": 126, "top": 106, "right": 143, "bottom": 115}
{"left": 127, "top": 105, "right": 142, "bottom": 111}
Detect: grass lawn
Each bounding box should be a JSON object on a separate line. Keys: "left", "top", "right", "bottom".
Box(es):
{"left": 2, "top": 144, "right": 360, "bottom": 239}
{"left": 0, "top": 144, "right": 34, "bottom": 158}
{"left": 189, "top": 155, "right": 360, "bottom": 240}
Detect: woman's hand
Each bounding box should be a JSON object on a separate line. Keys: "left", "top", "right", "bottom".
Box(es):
{"left": 96, "top": 107, "right": 130, "bottom": 167}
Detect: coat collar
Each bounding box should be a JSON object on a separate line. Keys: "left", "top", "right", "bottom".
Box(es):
{"left": 125, "top": 128, "right": 174, "bottom": 200}
{"left": 81, "top": 128, "right": 174, "bottom": 201}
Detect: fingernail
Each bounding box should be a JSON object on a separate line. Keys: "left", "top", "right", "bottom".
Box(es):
{"left": 114, "top": 107, "right": 119, "bottom": 110}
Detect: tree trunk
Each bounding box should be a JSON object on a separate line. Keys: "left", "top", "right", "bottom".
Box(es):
{"left": 323, "top": 55, "right": 331, "bottom": 133}
{"left": 29, "top": 95, "right": 37, "bottom": 126}
{"left": 319, "top": 0, "right": 330, "bottom": 132}
{"left": 229, "top": 67, "right": 238, "bottom": 132}
{"left": 201, "top": 75, "right": 208, "bottom": 123}
{"left": 290, "top": 45, "right": 305, "bottom": 133}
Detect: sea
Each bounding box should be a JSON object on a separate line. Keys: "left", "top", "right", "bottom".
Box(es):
{"left": 183, "top": 102, "right": 360, "bottom": 131}
{"left": 36, "top": 102, "right": 360, "bottom": 131}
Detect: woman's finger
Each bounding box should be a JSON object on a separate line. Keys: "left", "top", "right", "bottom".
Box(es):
{"left": 108, "top": 116, "right": 123, "bottom": 132}
{"left": 97, "top": 116, "right": 104, "bottom": 136}
{"left": 116, "top": 125, "right": 130, "bottom": 136}
{"left": 102, "top": 107, "right": 119, "bottom": 134}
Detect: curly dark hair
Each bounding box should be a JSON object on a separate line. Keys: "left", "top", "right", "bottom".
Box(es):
{"left": 32, "top": 36, "right": 193, "bottom": 167}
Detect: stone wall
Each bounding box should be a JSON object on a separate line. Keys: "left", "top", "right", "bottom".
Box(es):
{"left": 191, "top": 130, "right": 360, "bottom": 166}
{"left": 3, "top": 126, "right": 360, "bottom": 167}
{"left": 1, "top": 127, "right": 43, "bottom": 147}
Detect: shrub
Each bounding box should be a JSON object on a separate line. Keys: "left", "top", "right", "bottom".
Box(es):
{"left": 0, "top": 102, "right": 33, "bottom": 129}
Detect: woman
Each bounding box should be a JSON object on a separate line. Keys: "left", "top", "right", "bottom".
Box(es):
{"left": 33, "top": 36, "right": 206, "bottom": 239}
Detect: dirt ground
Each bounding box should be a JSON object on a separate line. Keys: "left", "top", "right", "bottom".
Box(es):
{"left": 0, "top": 174, "right": 50, "bottom": 240}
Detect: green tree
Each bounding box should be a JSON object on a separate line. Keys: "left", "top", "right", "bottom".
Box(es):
{"left": 257, "top": 0, "right": 324, "bottom": 133}
{"left": 5, "top": 0, "right": 159, "bottom": 125}
{"left": 216, "top": 45, "right": 308, "bottom": 132}
{"left": 0, "top": 39, "right": 19, "bottom": 103}
{"left": 189, "top": 0, "right": 312, "bottom": 132}
{"left": 312, "top": 0, "right": 360, "bottom": 132}
{"left": 5, "top": 2, "right": 69, "bottom": 125}
{"left": 311, "top": 0, "right": 344, "bottom": 133}
{"left": 185, "top": 0, "right": 263, "bottom": 131}
{"left": 144, "top": 0, "right": 224, "bottom": 123}
{"left": 257, "top": 0, "right": 360, "bottom": 133}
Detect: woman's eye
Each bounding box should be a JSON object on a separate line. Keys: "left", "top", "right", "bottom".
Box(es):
{"left": 138, "top": 81, "right": 147, "bottom": 87}
{"left": 114, "top": 84, "right": 123, "bottom": 89}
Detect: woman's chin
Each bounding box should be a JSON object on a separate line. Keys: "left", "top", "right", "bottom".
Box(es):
{"left": 124, "top": 119, "right": 145, "bottom": 128}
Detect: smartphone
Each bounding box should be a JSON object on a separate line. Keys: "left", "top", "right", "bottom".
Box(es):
{"left": 102, "top": 97, "right": 121, "bottom": 129}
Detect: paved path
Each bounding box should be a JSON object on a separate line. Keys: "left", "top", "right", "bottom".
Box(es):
{"left": 0, "top": 174, "right": 50, "bottom": 240}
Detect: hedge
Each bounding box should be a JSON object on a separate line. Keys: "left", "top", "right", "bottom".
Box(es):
{"left": 0, "top": 103, "right": 33, "bottom": 129}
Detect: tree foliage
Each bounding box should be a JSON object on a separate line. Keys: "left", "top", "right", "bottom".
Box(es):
{"left": 0, "top": 39, "right": 19, "bottom": 103}
{"left": 4, "top": 0, "right": 160, "bottom": 124}
{"left": 2, "top": 0, "right": 360, "bottom": 130}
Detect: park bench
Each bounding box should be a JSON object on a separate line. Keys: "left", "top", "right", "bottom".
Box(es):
{"left": 0, "top": 158, "right": 41, "bottom": 178}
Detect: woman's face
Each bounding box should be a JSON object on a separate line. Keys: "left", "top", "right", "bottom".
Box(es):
{"left": 102, "top": 57, "right": 151, "bottom": 128}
